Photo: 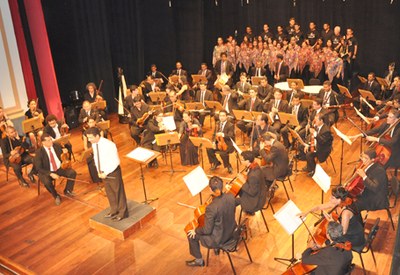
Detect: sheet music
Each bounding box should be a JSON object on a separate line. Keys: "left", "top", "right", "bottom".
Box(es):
{"left": 162, "top": 116, "right": 177, "bottom": 131}
{"left": 274, "top": 200, "right": 304, "bottom": 235}
{"left": 332, "top": 126, "right": 352, "bottom": 145}
{"left": 354, "top": 107, "right": 371, "bottom": 125}
{"left": 126, "top": 147, "right": 155, "bottom": 162}
{"left": 230, "top": 138, "right": 242, "bottom": 155}
{"left": 312, "top": 164, "right": 331, "bottom": 193}
{"left": 183, "top": 166, "right": 210, "bottom": 196}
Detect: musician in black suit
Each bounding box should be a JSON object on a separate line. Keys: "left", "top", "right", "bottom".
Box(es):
{"left": 147, "top": 64, "right": 164, "bottom": 83}
{"left": 124, "top": 85, "right": 145, "bottom": 113}
{"left": 298, "top": 98, "right": 326, "bottom": 141}
{"left": 250, "top": 61, "right": 266, "bottom": 77}
{"left": 301, "top": 113, "right": 333, "bottom": 176}
{"left": 235, "top": 72, "right": 252, "bottom": 99}
{"left": 170, "top": 61, "right": 188, "bottom": 78}
{"left": 164, "top": 91, "right": 184, "bottom": 129}
{"left": 186, "top": 176, "right": 236, "bottom": 267}
{"left": 259, "top": 132, "right": 289, "bottom": 186}
{"left": 257, "top": 77, "right": 274, "bottom": 103}
{"left": 250, "top": 114, "right": 279, "bottom": 156}
{"left": 194, "top": 82, "right": 213, "bottom": 126}
{"left": 274, "top": 54, "right": 290, "bottom": 83}
{"left": 281, "top": 94, "right": 309, "bottom": 148}
{"left": 215, "top": 85, "right": 238, "bottom": 122}
{"left": 129, "top": 96, "right": 150, "bottom": 145}
{"left": 207, "top": 110, "right": 235, "bottom": 174}
{"left": 286, "top": 81, "right": 305, "bottom": 106}
{"left": 142, "top": 76, "right": 161, "bottom": 103}
{"left": 362, "top": 72, "right": 382, "bottom": 100}
{"left": 214, "top": 52, "right": 234, "bottom": 87}
{"left": 302, "top": 222, "right": 353, "bottom": 275}
{"left": 351, "top": 149, "right": 389, "bottom": 212}
{"left": 83, "top": 82, "right": 103, "bottom": 103}
{"left": 263, "top": 89, "right": 289, "bottom": 132}
{"left": 237, "top": 89, "right": 263, "bottom": 136}
{"left": 33, "top": 133, "right": 77, "bottom": 205}
{"left": 197, "top": 63, "right": 213, "bottom": 90}
{"left": 78, "top": 101, "right": 100, "bottom": 125}
{"left": 317, "top": 81, "right": 340, "bottom": 126}
{"left": 43, "top": 114, "right": 73, "bottom": 155}
{"left": 1, "top": 126, "right": 35, "bottom": 187}
{"left": 235, "top": 151, "right": 267, "bottom": 214}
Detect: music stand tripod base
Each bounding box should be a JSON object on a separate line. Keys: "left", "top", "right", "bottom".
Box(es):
{"left": 274, "top": 234, "right": 298, "bottom": 266}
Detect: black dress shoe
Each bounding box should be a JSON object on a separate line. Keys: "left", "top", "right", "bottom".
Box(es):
{"left": 55, "top": 195, "right": 61, "bottom": 206}
{"left": 186, "top": 259, "right": 205, "bottom": 267}
{"left": 64, "top": 190, "right": 76, "bottom": 197}
{"left": 227, "top": 166, "right": 233, "bottom": 174}
{"left": 18, "top": 179, "right": 29, "bottom": 188}
{"left": 112, "top": 216, "right": 124, "bottom": 222}
{"left": 28, "top": 173, "right": 36, "bottom": 183}
{"left": 210, "top": 162, "right": 221, "bottom": 171}
{"left": 104, "top": 212, "right": 117, "bottom": 218}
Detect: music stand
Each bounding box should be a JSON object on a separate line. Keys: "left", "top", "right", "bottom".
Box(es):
{"left": 376, "top": 77, "right": 388, "bottom": 89}
{"left": 274, "top": 200, "right": 305, "bottom": 266}
{"left": 357, "top": 75, "right": 367, "bottom": 84}
{"left": 332, "top": 126, "right": 353, "bottom": 185}
{"left": 126, "top": 147, "right": 161, "bottom": 204}
{"left": 182, "top": 166, "right": 210, "bottom": 205}
{"left": 79, "top": 148, "right": 93, "bottom": 162}
{"left": 189, "top": 137, "right": 213, "bottom": 170}
{"left": 312, "top": 164, "right": 331, "bottom": 215}
{"left": 53, "top": 134, "right": 71, "bottom": 147}
{"left": 22, "top": 117, "right": 43, "bottom": 134}
{"left": 91, "top": 100, "right": 107, "bottom": 110}
{"left": 148, "top": 92, "right": 167, "bottom": 104}
{"left": 185, "top": 102, "right": 210, "bottom": 113}
{"left": 155, "top": 132, "right": 184, "bottom": 174}
{"left": 337, "top": 84, "right": 352, "bottom": 99}
{"left": 278, "top": 112, "right": 299, "bottom": 127}
{"left": 287, "top": 78, "right": 305, "bottom": 89}
{"left": 288, "top": 128, "right": 306, "bottom": 174}
{"left": 191, "top": 75, "right": 207, "bottom": 85}
{"left": 251, "top": 76, "right": 264, "bottom": 86}
{"left": 358, "top": 89, "right": 377, "bottom": 102}
{"left": 300, "top": 99, "right": 314, "bottom": 109}
{"left": 205, "top": 100, "right": 224, "bottom": 112}
{"left": 169, "top": 75, "right": 179, "bottom": 84}
{"left": 232, "top": 109, "right": 255, "bottom": 122}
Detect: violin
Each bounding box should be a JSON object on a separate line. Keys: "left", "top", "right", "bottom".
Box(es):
{"left": 60, "top": 151, "right": 72, "bottom": 169}
{"left": 174, "top": 101, "right": 185, "bottom": 112}
{"left": 137, "top": 110, "right": 155, "bottom": 127}
{"left": 9, "top": 145, "right": 25, "bottom": 164}
{"left": 188, "top": 121, "right": 199, "bottom": 137}
{"left": 0, "top": 121, "right": 7, "bottom": 139}
{"left": 216, "top": 135, "right": 228, "bottom": 151}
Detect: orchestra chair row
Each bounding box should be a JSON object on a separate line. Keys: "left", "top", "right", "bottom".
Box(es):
{"left": 352, "top": 218, "right": 380, "bottom": 275}
{"left": 206, "top": 218, "right": 253, "bottom": 275}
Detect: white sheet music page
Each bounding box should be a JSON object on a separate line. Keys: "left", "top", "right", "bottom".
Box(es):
{"left": 183, "top": 166, "right": 209, "bottom": 196}
{"left": 126, "top": 147, "right": 155, "bottom": 162}
{"left": 333, "top": 126, "right": 352, "bottom": 145}
{"left": 312, "top": 164, "right": 331, "bottom": 193}
{"left": 274, "top": 200, "right": 304, "bottom": 235}
{"left": 162, "top": 115, "right": 177, "bottom": 131}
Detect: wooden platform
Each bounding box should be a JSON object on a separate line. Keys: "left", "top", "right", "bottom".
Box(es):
{"left": 0, "top": 112, "right": 398, "bottom": 275}
{"left": 89, "top": 200, "right": 156, "bottom": 240}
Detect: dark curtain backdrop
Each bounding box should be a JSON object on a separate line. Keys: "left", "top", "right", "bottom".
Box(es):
{"left": 37, "top": 0, "right": 400, "bottom": 111}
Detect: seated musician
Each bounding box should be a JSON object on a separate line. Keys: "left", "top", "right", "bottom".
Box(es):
{"left": 1, "top": 126, "right": 36, "bottom": 187}
{"left": 237, "top": 89, "right": 263, "bottom": 137}
{"left": 235, "top": 73, "right": 252, "bottom": 99}
{"left": 214, "top": 85, "right": 239, "bottom": 122}
{"left": 257, "top": 77, "right": 274, "bottom": 103}
{"left": 301, "top": 222, "right": 353, "bottom": 275}
{"left": 286, "top": 81, "right": 305, "bottom": 106}
{"left": 300, "top": 113, "right": 333, "bottom": 176}
{"left": 374, "top": 93, "right": 400, "bottom": 121}
{"left": 147, "top": 64, "right": 164, "bottom": 85}
{"left": 250, "top": 114, "right": 279, "bottom": 156}
{"left": 142, "top": 75, "right": 161, "bottom": 103}
{"left": 259, "top": 132, "right": 289, "bottom": 187}
{"left": 0, "top": 106, "right": 14, "bottom": 135}
{"left": 164, "top": 91, "right": 184, "bottom": 130}
{"left": 197, "top": 63, "right": 213, "bottom": 90}
{"left": 250, "top": 60, "right": 266, "bottom": 77}
{"left": 170, "top": 61, "right": 188, "bottom": 78}
{"left": 317, "top": 80, "right": 340, "bottom": 126}
{"left": 78, "top": 101, "right": 100, "bottom": 129}
{"left": 178, "top": 111, "right": 202, "bottom": 166}
{"left": 206, "top": 110, "right": 235, "bottom": 174}
{"left": 124, "top": 85, "right": 144, "bottom": 112}
{"left": 356, "top": 73, "right": 381, "bottom": 117}
{"left": 214, "top": 52, "right": 234, "bottom": 88}
{"left": 281, "top": 94, "right": 309, "bottom": 149}
{"left": 82, "top": 116, "right": 103, "bottom": 184}
{"left": 129, "top": 96, "right": 151, "bottom": 146}
{"left": 234, "top": 151, "right": 267, "bottom": 215}
{"left": 186, "top": 176, "right": 236, "bottom": 267}
{"left": 141, "top": 111, "right": 166, "bottom": 168}
{"left": 299, "top": 186, "right": 365, "bottom": 247}
{"left": 33, "top": 133, "right": 77, "bottom": 205}
{"left": 83, "top": 82, "right": 103, "bottom": 103}
{"left": 298, "top": 98, "right": 326, "bottom": 140}
{"left": 376, "top": 76, "right": 399, "bottom": 107}
{"left": 43, "top": 114, "right": 73, "bottom": 156}
{"left": 350, "top": 108, "right": 400, "bottom": 170}
{"left": 194, "top": 82, "right": 213, "bottom": 126}
{"left": 262, "top": 88, "right": 289, "bottom": 132}
{"left": 25, "top": 99, "right": 44, "bottom": 148}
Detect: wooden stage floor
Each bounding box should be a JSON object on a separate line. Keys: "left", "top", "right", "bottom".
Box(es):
{"left": 0, "top": 112, "right": 398, "bottom": 275}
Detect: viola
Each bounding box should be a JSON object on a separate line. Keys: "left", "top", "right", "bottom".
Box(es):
{"left": 9, "top": 146, "right": 25, "bottom": 164}
{"left": 226, "top": 166, "right": 249, "bottom": 197}
{"left": 60, "top": 151, "right": 72, "bottom": 169}
{"left": 216, "top": 135, "right": 228, "bottom": 151}
{"left": 137, "top": 111, "right": 154, "bottom": 127}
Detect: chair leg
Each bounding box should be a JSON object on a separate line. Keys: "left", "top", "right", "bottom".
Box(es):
{"left": 71, "top": 151, "right": 76, "bottom": 162}
{"left": 281, "top": 181, "right": 290, "bottom": 200}
{"left": 370, "top": 247, "right": 377, "bottom": 266}
{"left": 386, "top": 208, "right": 395, "bottom": 230}
{"left": 109, "top": 132, "right": 114, "bottom": 142}
{"left": 226, "top": 252, "right": 236, "bottom": 275}
{"left": 206, "top": 248, "right": 210, "bottom": 266}
{"left": 6, "top": 166, "right": 9, "bottom": 181}
{"left": 235, "top": 152, "right": 239, "bottom": 173}
{"left": 238, "top": 209, "right": 243, "bottom": 225}
{"left": 359, "top": 253, "right": 366, "bottom": 275}
{"left": 270, "top": 203, "right": 275, "bottom": 214}
{"left": 259, "top": 210, "right": 269, "bottom": 232}
{"left": 329, "top": 155, "right": 336, "bottom": 174}
{"left": 287, "top": 178, "right": 294, "bottom": 192}
{"left": 37, "top": 178, "right": 41, "bottom": 195}
{"left": 242, "top": 238, "right": 253, "bottom": 263}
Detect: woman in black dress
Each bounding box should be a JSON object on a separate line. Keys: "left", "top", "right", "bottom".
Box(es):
{"left": 178, "top": 111, "right": 202, "bottom": 166}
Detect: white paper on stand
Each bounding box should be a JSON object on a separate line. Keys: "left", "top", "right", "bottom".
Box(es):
{"left": 126, "top": 147, "right": 155, "bottom": 163}
{"left": 333, "top": 126, "right": 352, "bottom": 146}
{"left": 183, "top": 166, "right": 209, "bottom": 196}
{"left": 162, "top": 116, "right": 177, "bottom": 131}
{"left": 312, "top": 164, "right": 331, "bottom": 193}
{"left": 273, "top": 200, "right": 304, "bottom": 235}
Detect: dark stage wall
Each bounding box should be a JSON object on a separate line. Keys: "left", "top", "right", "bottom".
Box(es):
{"left": 30, "top": 0, "right": 400, "bottom": 111}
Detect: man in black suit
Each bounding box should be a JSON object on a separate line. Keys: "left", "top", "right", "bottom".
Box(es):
{"left": 235, "top": 73, "right": 252, "bottom": 99}
{"left": 250, "top": 61, "right": 266, "bottom": 77}
{"left": 302, "top": 222, "right": 353, "bottom": 274}
{"left": 147, "top": 64, "right": 164, "bottom": 84}
{"left": 215, "top": 85, "right": 238, "bottom": 122}
{"left": 129, "top": 96, "right": 151, "bottom": 145}
{"left": 301, "top": 113, "right": 333, "bottom": 176}
{"left": 43, "top": 114, "right": 73, "bottom": 155}
{"left": 214, "top": 52, "right": 234, "bottom": 87}
{"left": 237, "top": 89, "right": 263, "bottom": 136}
{"left": 317, "top": 80, "right": 340, "bottom": 126}
{"left": 164, "top": 91, "right": 184, "bottom": 129}
{"left": 207, "top": 110, "right": 235, "bottom": 174}
{"left": 197, "top": 63, "right": 213, "bottom": 90}
{"left": 274, "top": 54, "right": 289, "bottom": 83}
{"left": 250, "top": 114, "right": 279, "bottom": 156}
{"left": 259, "top": 132, "right": 289, "bottom": 187}
{"left": 186, "top": 176, "right": 236, "bottom": 267}
{"left": 170, "top": 61, "right": 188, "bottom": 79}
{"left": 362, "top": 72, "right": 382, "bottom": 100}
{"left": 34, "top": 133, "right": 77, "bottom": 205}
{"left": 141, "top": 111, "right": 166, "bottom": 168}
{"left": 194, "top": 82, "right": 213, "bottom": 126}
{"left": 78, "top": 100, "right": 100, "bottom": 126}
{"left": 298, "top": 98, "right": 326, "bottom": 140}
{"left": 351, "top": 149, "right": 389, "bottom": 212}
{"left": 124, "top": 85, "right": 144, "bottom": 113}
{"left": 257, "top": 77, "right": 274, "bottom": 103}
{"left": 286, "top": 81, "right": 305, "bottom": 106}
{"left": 281, "top": 94, "right": 309, "bottom": 148}
{"left": 235, "top": 151, "right": 267, "bottom": 214}
{"left": 263, "top": 89, "right": 289, "bottom": 132}
{"left": 142, "top": 76, "right": 161, "bottom": 103}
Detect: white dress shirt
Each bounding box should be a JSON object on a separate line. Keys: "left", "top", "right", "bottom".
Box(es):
{"left": 45, "top": 146, "right": 61, "bottom": 171}
{"left": 92, "top": 137, "right": 120, "bottom": 175}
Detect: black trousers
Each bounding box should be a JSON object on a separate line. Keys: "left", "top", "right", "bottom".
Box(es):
{"left": 38, "top": 167, "right": 76, "bottom": 198}
{"left": 236, "top": 120, "right": 253, "bottom": 136}
{"left": 188, "top": 235, "right": 203, "bottom": 259}
{"left": 306, "top": 151, "right": 317, "bottom": 172}
{"left": 206, "top": 147, "right": 233, "bottom": 168}
{"left": 9, "top": 153, "right": 33, "bottom": 180}
{"left": 130, "top": 125, "right": 145, "bottom": 145}
{"left": 87, "top": 154, "right": 101, "bottom": 183}
{"left": 104, "top": 166, "right": 128, "bottom": 219}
